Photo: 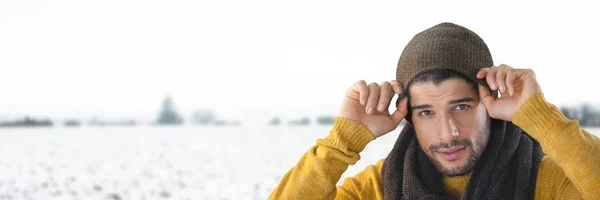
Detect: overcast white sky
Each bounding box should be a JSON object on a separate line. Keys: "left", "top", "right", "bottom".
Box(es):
{"left": 0, "top": 0, "right": 598, "bottom": 121}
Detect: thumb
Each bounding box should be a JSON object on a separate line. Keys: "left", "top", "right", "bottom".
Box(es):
{"left": 391, "top": 96, "right": 408, "bottom": 123}
{"left": 478, "top": 84, "right": 494, "bottom": 109}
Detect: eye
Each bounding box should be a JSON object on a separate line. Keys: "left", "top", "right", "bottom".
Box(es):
{"left": 419, "top": 110, "right": 434, "bottom": 116}
{"left": 454, "top": 104, "right": 470, "bottom": 111}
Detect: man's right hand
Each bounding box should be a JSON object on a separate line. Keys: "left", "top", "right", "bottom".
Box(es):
{"left": 338, "top": 80, "right": 409, "bottom": 138}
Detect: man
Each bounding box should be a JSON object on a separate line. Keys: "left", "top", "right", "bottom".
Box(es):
{"left": 269, "top": 23, "right": 600, "bottom": 199}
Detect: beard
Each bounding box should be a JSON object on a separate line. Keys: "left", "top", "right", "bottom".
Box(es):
{"left": 425, "top": 121, "right": 491, "bottom": 176}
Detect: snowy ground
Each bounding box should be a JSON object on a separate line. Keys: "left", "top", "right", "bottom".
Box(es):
{"left": 0, "top": 126, "right": 597, "bottom": 200}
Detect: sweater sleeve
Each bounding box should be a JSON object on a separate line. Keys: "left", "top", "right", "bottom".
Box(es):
{"left": 513, "top": 92, "right": 600, "bottom": 200}
{"left": 269, "top": 117, "right": 378, "bottom": 200}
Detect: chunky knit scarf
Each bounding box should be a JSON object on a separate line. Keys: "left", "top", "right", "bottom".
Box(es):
{"left": 381, "top": 119, "right": 543, "bottom": 199}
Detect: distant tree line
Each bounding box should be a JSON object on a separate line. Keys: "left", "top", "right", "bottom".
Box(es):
{"left": 560, "top": 103, "right": 600, "bottom": 127}
{"left": 156, "top": 96, "right": 184, "bottom": 125}
{"left": 0, "top": 116, "right": 53, "bottom": 127}
{"left": 155, "top": 96, "right": 240, "bottom": 126}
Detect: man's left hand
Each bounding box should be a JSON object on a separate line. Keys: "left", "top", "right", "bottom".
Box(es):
{"left": 477, "top": 64, "right": 542, "bottom": 121}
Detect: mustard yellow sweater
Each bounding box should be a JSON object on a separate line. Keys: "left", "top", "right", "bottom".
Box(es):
{"left": 270, "top": 93, "right": 600, "bottom": 200}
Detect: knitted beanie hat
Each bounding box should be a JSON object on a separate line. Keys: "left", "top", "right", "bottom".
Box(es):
{"left": 396, "top": 22, "right": 497, "bottom": 98}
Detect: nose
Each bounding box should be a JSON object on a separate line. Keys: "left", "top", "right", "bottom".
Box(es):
{"left": 439, "top": 114, "right": 459, "bottom": 141}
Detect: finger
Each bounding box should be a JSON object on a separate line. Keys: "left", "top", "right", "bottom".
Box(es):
{"left": 391, "top": 96, "right": 409, "bottom": 123}
{"left": 478, "top": 84, "right": 494, "bottom": 110}
{"left": 356, "top": 80, "right": 369, "bottom": 105}
{"left": 390, "top": 80, "right": 404, "bottom": 95}
{"left": 528, "top": 68, "right": 536, "bottom": 79}
{"left": 366, "top": 82, "right": 380, "bottom": 115}
{"left": 486, "top": 67, "right": 498, "bottom": 91}
{"left": 496, "top": 66, "right": 508, "bottom": 94}
{"left": 476, "top": 68, "right": 490, "bottom": 79}
{"left": 391, "top": 80, "right": 406, "bottom": 109}
{"left": 505, "top": 70, "right": 515, "bottom": 96}
{"left": 378, "top": 82, "right": 393, "bottom": 112}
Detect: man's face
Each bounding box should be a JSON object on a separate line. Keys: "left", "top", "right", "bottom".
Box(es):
{"left": 409, "top": 78, "right": 491, "bottom": 176}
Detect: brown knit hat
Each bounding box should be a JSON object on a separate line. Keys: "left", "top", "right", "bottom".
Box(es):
{"left": 396, "top": 22, "right": 497, "bottom": 98}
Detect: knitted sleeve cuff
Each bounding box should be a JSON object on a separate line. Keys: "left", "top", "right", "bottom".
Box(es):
{"left": 318, "top": 117, "right": 375, "bottom": 154}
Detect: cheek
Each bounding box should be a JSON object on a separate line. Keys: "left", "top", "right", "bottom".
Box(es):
{"left": 453, "top": 105, "right": 489, "bottom": 138}
{"left": 414, "top": 125, "right": 437, "bottom": 153}
{"left": 476, "top": 103, "right": 489, "bottom": 124}
{"left": 453, "top": 104, "right": 488, "bottom": 127}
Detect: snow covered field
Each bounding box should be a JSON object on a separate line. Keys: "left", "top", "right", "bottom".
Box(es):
{"left": 0, "top": 126, "right": 597, "bottom": 200}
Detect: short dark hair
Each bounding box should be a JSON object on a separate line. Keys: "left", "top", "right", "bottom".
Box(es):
{"left": 407, "top": 69, "right": 478, "bottom": 94}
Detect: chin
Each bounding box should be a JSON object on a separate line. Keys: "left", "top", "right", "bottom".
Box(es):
{"left": 442, "top": 161, "right": 467, "bottom": 170}
{"left": 441, "top": 164, "right": 473, "bottom": 176}
{"left": 432, "top": 152, "right": 476, "bottom": 176}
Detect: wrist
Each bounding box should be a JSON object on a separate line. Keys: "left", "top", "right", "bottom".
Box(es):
{"left": 513, "top": 92, "right": 566, "bottom": 140}
{"left": 319, "top": 117, "right": 375, "bottom": 153}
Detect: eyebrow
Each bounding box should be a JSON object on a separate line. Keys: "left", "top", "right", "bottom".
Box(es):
{"left": 410, "top": 97, "right": 477, "bottom": 110}
{"left": 411, "top": 104, "right": 431, "bottom": 110}
{"left": 449, "top": 97, "right": 477, "bottom": 104}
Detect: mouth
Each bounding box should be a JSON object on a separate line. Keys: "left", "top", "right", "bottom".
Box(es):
{"left": 436, "top": 146, "right": 466, "bottom": 161}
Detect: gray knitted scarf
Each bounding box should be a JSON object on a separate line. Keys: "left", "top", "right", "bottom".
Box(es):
{"left": 381, "top": 119, "right": 543, "bottom": 200}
